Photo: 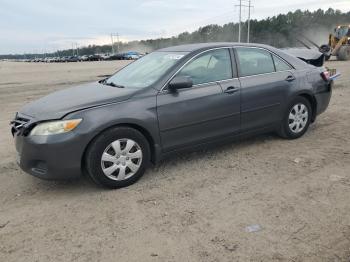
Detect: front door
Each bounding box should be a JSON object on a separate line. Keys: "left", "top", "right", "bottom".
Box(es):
{"left": 157, "top": 48, "right": 241, "bottom": 152}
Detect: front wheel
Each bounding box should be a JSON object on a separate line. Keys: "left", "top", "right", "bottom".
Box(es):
{"left": 278, "top": 97, "right": 312, "bottom": 139}
{"left": 85, "top": 127, "right": 151, "bottom": 189}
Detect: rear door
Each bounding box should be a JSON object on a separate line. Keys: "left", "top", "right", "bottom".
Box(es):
{"left": 234, "top": 47, "right": 295, "bottom": 132}
{"left": 157, "top": 48, "right": 241, "bottom": 152}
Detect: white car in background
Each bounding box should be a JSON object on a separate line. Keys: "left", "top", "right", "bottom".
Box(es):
{"left": 124, "top": 51, "right": 142, "bottom": 60}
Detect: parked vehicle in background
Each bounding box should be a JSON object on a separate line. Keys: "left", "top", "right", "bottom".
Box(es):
{"left": 11, "top": 42, "right": 333, "bottom": 189}
{"left": 33, "top": 58, "right": 44, "bottom": 62}
{"left": 20, "top": 52, "right": 146, "bottom": 63}
{"left": 107, "top": 53, "right": 126, "bottom": 60}
{"left": 124, "top": 51, "right": 142, "bottom": 60}
{"left": 46, "top": 57, "right": 57, "bottom": 63}
{"left": 59, "top": 56, "right": 68, "bottom": 62}
{"left": 66, "top": 56, "right": 80, "bottom": 62}
{"left": 100, "top": 54, "right": 111, "bottom": 60}
{"left": 80, "top": 55, "right": 89, "bottom": 61}
{"left": 87, "top": 54, "right": 102, "bottom": 61}
{"left": 108, "top": 52, "right": 142, "bottom": 60}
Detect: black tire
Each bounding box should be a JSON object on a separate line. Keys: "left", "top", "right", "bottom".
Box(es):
{"left": 320, "top": 44, "right": 331, "bottom": 61}
{"left": 337, "top": 45, "right": 350, "bottom": 61}
{"left": 85, "top": 127, "right": 151, "bottom": 189}
{"left": 278, "top": 96, "right": 312, "bottom": 139}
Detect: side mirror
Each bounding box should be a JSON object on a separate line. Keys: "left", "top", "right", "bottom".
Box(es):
{"left": 168, "top": 76, "right": 193, "bottom": 91}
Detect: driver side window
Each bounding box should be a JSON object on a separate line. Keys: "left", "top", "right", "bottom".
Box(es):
{"left": 177, "top": 49, "right": 232, "bottom": 86}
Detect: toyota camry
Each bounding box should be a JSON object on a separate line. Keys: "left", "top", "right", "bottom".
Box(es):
{"left": 11, "top": 43, "right": 333, "bottom": 188}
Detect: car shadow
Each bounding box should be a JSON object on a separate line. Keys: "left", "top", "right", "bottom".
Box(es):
{"left": 142, "top": 132, "right": 279, "bottom": 180}
{"left": 23, "top": 174, "right": 102, "bottom": 193}
{"left": 163, "top": 133, "right": 276, "bottom": 162}
{"left": 18, "top": 132, "right": 279, "bottom": 194}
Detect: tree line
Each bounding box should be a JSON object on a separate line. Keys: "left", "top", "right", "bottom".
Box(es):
{"left": 2, "top": 8, "right": 350, "bottom": 59}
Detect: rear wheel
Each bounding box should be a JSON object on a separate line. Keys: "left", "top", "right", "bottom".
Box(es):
{"left": 337, "top": 45, "right": 350, "bottom": 61}
{"left": 278, "top": 97, "right": 312, "bottom": 139}
{"left": 85, "top": 127, "right": 151, "bottom": 189}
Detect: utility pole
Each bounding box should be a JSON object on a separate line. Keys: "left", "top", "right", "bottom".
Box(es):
{"left": 116, "top": 33, "right": 120, "bottom": 54}
{"left": 235, "top": 0, "right": 253, "bottom": 43}
{"left": 247, "top": 0, "right": 252, "bottom": 43}
{"left": 238, "top": 0, "right": 242, "bottom": 42}
{"left": 111, "top": 34, "right": 115, "bottom": 54}
{"left": 111, "top": 33, "right": 120, "bottom": 54}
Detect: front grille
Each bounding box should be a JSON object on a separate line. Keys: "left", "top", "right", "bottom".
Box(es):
{"left": 10, "top": 114, "right": 30, "bottom": 136}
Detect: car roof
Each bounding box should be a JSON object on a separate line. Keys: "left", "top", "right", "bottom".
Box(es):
{"left": 157, "top": 42, "right": 311, "bottom": 70}
{"left": 157, "top": 42, "right": 273, "bottom": 52}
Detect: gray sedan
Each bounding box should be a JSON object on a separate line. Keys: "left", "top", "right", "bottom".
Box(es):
{"left": 11, "top": 43, "right": 332, "bottom": 188}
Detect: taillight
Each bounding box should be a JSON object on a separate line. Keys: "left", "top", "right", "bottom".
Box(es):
{"left": 321, "top": 71, "right": 330, "bottom": 82}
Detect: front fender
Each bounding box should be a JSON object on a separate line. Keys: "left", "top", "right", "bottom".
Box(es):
{"left": 65, "top": 94, "right": 161, "bottom": 158}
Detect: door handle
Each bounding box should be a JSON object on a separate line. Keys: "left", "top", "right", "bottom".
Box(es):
{"left": 285, "top": 75, "right": 296, "bottom": 82}
{"left": 224, "top": 86, "right": 239, "bottom": 94}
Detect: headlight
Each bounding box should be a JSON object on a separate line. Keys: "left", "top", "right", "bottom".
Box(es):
{"left": 30, "top": 119, "right": 82, "bottom": 136}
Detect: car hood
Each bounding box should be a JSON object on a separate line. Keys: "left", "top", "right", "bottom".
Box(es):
{"left": 20, "top": 82, "right": 136, "bottom": 120}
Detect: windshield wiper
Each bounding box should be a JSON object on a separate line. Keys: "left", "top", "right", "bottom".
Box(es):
{"left": 108, "top": 82, "right": 125, "bottom": 88}
{"left": 101, "top": 79, "right": 125, "bottom": 88}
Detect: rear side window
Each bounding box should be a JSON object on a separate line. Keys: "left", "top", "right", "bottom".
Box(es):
{"left": 273, "top": 55, "right": 292, "bottom": 71}
{"left": 236, "top": 47, "right": 275, "bottom": 77}
{"left": 177, "top": 49, "right": 232, "bottom": 85}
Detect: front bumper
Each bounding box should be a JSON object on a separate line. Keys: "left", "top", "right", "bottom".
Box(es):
{"left": 14, "top": 130, "right": 86, "bottom": 180}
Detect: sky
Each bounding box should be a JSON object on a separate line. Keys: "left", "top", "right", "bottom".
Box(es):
{"left": 0, "top": 0, "right": 349, "bottom": 54}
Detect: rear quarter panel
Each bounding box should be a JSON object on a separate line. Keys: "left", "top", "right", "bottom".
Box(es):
{"left": 291, "top": 66, "right": 332, "bottom": 116}
{"left": 308, "top": 67, "right": 332, "bottom": 115}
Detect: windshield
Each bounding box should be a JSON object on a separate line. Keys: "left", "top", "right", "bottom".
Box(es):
{"left": 105, "top": 51, "right": 188, "bottom": 89}
{"left": 335, "top": 26, "right": 349, "bottom": 38}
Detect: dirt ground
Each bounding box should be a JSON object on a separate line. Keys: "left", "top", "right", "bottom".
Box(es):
{"left": 0, "top": 59, "right": 349, "bottom": 262}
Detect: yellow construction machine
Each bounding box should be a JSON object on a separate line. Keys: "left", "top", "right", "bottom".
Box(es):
{"left": 320, "top": 25, "right": 350, "bottom": 61}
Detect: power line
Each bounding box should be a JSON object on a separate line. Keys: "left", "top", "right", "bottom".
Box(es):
{"left": 167, "top": 10, "right": 235, "bottom": 36}
{"left": 111, "top": 10, "right": 236, "bottom": 45}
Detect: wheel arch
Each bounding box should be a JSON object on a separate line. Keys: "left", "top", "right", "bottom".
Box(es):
{"left": 81, "top": 123, "right": 159, "bottom": 172}
{"left": 296, "top": 92, "right": 317, "bottom": 122}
